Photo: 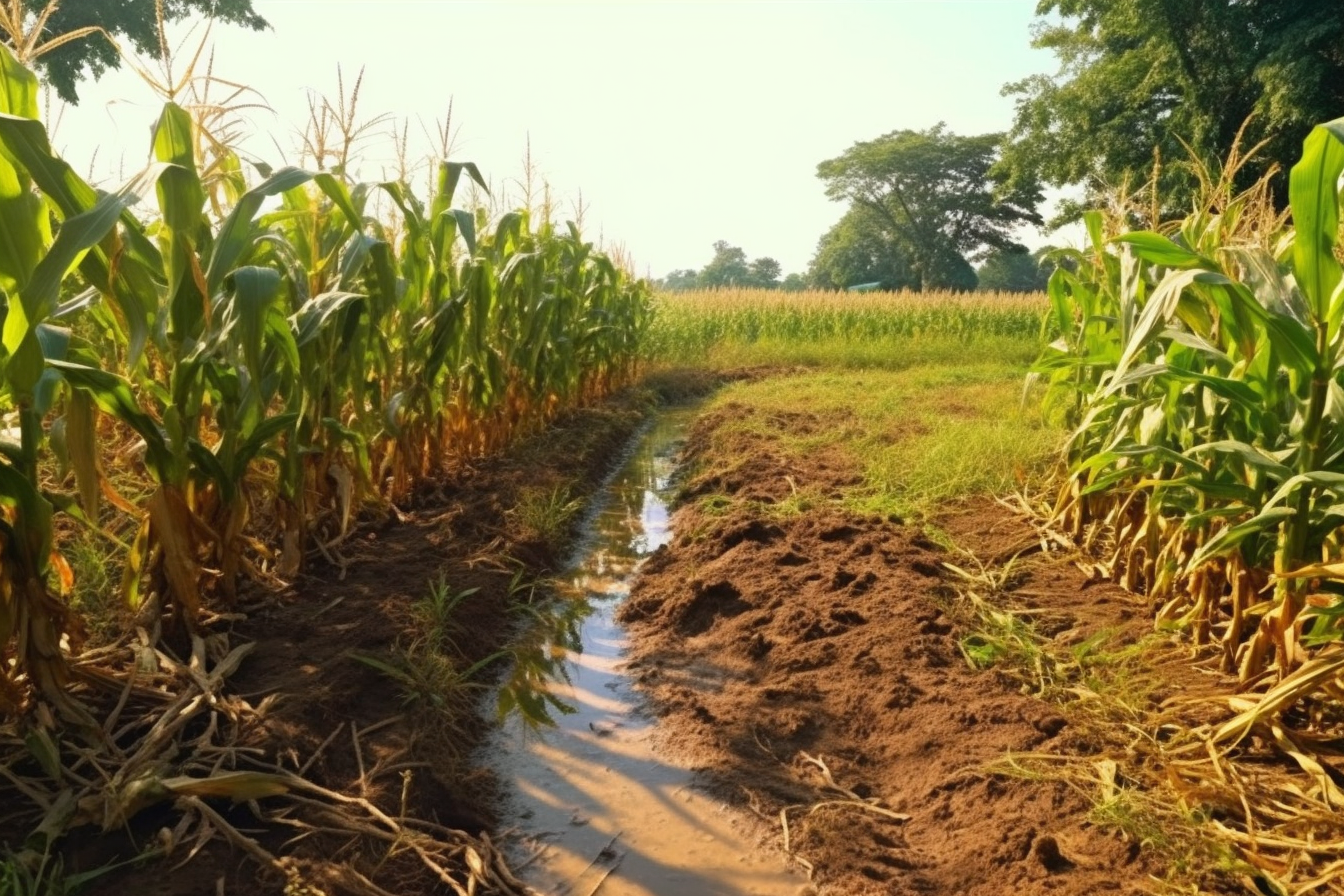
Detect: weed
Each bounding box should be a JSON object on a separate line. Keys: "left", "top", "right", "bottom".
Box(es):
{"left": 512, "top": 485, "right": 585, "bottom": 552}
{"left": 63, "top": 529, "right": 125, "bottom": 645}
{"left": 411, "top": 575, "right": 479, "bottom": 654}
{"left": 696, "top": 494, "right": 733, "bottom": 516}
{"left": 349, "top": 642, "right": 503, "bottom": 713}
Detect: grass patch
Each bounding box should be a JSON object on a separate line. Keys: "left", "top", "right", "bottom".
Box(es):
{"left": 694, "top": 361, "right": 1058, "bottom": 522}
{"left": 511, "top": 485, "right": 585, "bottom": 555}
{"left": 0, "top": 848, "right": 148, "bottom": 896}
{"left": 941, "top": 548, "right": 1256, "bottom": 892}
{"left": 63, "top": 528, "right": 126, "bottom": 644}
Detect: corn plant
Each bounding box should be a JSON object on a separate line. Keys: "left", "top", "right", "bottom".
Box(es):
{"left": 0, "top": 43, "right": 651, "bottom": 717}
{"left": 0, "top": 41, "right": 147, "bottom": 723}
{"left": 1036, "top": 117, "right": 1344, "bottom": 688}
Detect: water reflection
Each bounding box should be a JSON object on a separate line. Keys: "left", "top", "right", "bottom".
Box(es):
{"left": 494, "top": 412, "right": 687, "bottom": 729}
{"left": 485, "top": 409, "right": 800, "bottom": 895}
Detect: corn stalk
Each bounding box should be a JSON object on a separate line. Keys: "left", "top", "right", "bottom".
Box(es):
{"left": 1036, "top": 117, "right": 1344, "bottom": 688}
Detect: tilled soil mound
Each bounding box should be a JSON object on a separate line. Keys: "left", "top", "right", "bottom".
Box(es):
{"left": 618, "top": 415, "right": 1158, "bottom": 895}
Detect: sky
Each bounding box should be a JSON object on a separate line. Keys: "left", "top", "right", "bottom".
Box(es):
{"left": 49, "top": 0, "right": 1076, "bottom": 280}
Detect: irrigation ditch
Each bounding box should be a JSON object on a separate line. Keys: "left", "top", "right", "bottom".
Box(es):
{"left": 484, "top": 407, "right": 802, "bottom": 896}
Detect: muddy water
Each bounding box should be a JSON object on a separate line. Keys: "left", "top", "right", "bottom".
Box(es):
{"left": 487, "top": 410, "right": 801, "bottom": 896}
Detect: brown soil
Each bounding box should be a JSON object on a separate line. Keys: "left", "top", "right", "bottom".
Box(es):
{"left": 617, "top": 406, "right": 1196, "bottom": 895}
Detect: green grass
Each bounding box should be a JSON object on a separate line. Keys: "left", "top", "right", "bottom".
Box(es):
{"left": 511, "top": 485, "right": 585, "bottom": 553}
{"left": 63, "top": 528, "right": 127, "bottom": 645}
{"left": 692, "top": 360, "right": 1059, "bottom": 522}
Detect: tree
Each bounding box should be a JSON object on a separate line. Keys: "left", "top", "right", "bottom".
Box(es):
{"left": 808, "top": 206, "right": 918, "bottom": 291}
{"left": 9, "top": 0, "right": 269, "bottom": 104}
{"left": 780, "top": 273, "right": 807, "bottom": 292}
{"left": 698, "top": 240, "right": 752, "bottom": 287}
{"left": 657, "top": 269, "right": 699, "bottom": 291}
{"left": 674, "top": 241, "right": 788, "bottom": 290}
{"left": 998, "top": 0, "right": 1344, "bottom": 215}
{"left": 748, "top": 256, "right": 781, "bottom": 289}
{"left": 816, "top": 124, "right": 1042, "bottom": 291}
{"left": 976, "top": 245, "right": 1049, "bottom": 292}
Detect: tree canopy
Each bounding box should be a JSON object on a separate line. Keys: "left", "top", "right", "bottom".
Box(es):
{"left": 659, "top": 241, "right": 790, "bottom": 291}
{"left": 808, "top": 206, "right": 918, "bottom": 292}
{"left": 975, "top": 246, "right": 1051, "bottom": 293}
{"left": 17, "top": 0, "right": 268, "bottom": 104}
{"left": 997, "top": 0, "right": 1344, "bottom": 214}
{"left": 816, "top": 124, "right": 1042, "bottom": 291}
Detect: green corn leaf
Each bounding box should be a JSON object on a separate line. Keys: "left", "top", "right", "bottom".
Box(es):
{"left": 1153, "top": 478, "right": 1257, "bottom": 504}
{"left": 232, "top": 412, "right": 299, "bottom": 474}
{"left": 367, "top": 239, "right": 398, "bottom": 314}
{"left": 152, "top": 102, "right": 195, "bottom": 170}
{"left": 1166, "top": 367, "right": 1263, "bottom": 408}
{"left": 47, "top": 360, "right": 172, "bottom": 479}
{"left": 1108, "top": 268, "right": 1208, "bottom": 388}
{"left": 0, "top": 459, "right": 54, "bottom": 568}
{"left": 263, "top": 304, "right": 301, "bottom": 381}
{"left": 1192, "top": 506, "right": 1298, "bottom": 567}
{"left": 0, "top": 114, "right": 157, "bottom": 366}
{"left": 1225, "top": 246, "right": 1309, "bottom": 322}
{"left": 1083, "top": 210, "right": 1104, "bottom": 254}
{"left": 0, "top": 44, "right": 39, "bottom": 120}
{"left": 451, "top": 209, "right": 476, "bottom": 255}
{"left": 1262, "top": 471, "right": 1344, "bottom": 516}
{"left": 221, "top": 266, "right": 283, "bottom": 380}
{"left": 31, "top": 323, "right": 70, "bottom": 416}
{"left": 1182, "top": 506, "right": 1259, "bottom": 531}
{"left": 0, "top": 158, "right": 165, "bottom": 367}
{"left": 312, "top": 172, "right": 365, "bottom": 233}
{"left": 186, "top": 439, "right": 233, "bottom": 500}
{"left": 1187, "top": 441, "right": 1293, "bottom": 479}
{"left": 1115, "top": 232, "right": 1216, "bottom": 270}
{"left": 1290, "top": 118, "right": 1344, "bottom": 325}
{"left": 0, "top": 113, "right": 100, "bottom": 215}
{"left": 1263, "top": 309, "right": 1319, "bottom": 375}
{"left": 208, "top": 167, "right": 316, "bottom": 295}
{"left": 336, "top": 232, "right": 374, "bottom": 291}
{"left": 4, "top": 327, "right": 42, "bottom": 395}
{"left": 0, "top": 153, "right": 49, "bottom": 299}
{"left": 291, "top": 291, "right": 364, "bottom": 347}
{"left": 440, "top": 161, "right": 487, "bottom": 211}
{"left": 1162, "top": 328, "right": 1230, "bottom": 363}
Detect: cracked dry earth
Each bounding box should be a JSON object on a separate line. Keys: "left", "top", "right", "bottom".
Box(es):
{"left": 616, "top": 406, "right": 1161, "bottom": 895}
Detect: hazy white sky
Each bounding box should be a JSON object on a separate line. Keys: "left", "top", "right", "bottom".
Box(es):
{"left": 50, "top": 0, "right": 1074, "bottom": 278}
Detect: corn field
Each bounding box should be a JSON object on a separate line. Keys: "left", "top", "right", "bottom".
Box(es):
{"left": 1036, "top": 118, "right": 1344, "bottom": 707}
{"left": 646, "top": 288, "right": 1048, "bottom": 365}
{"left": 0, "top": 44, "right": 651, "bottom": 721}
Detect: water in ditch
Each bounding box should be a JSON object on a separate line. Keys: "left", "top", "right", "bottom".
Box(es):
{"left": 485, "top": 408, "right": 802, "bottom": 896}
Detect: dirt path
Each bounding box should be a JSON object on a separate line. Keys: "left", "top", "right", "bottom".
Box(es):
{"left": 617, "top": 406, "right": 1166, "bottom": 895}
